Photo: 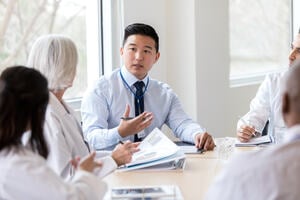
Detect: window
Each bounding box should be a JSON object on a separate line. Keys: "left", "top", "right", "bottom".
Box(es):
{"left": 0, "top": 0, "right": 102, "bottom": 100}
{"left": 293, "top": 0, "right": 300, "bottom": 37}
{"left": 229, "top": 0, "right": 291, "bottom": 86}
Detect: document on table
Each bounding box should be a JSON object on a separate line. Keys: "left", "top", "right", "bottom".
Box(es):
{"left": 117, "top": 128, "right": 185, "bottom": 171}
{"left": 127, "top": 128, "right": 180, "bottom": 166}
{"left": 106, "top": 185, "right": 184, "bottom": 200}
{"left": 235, "top": 135, "right": 272, "bottom": 147}
{"left": 174, "top": 141, "right": 204, "bottom": 154}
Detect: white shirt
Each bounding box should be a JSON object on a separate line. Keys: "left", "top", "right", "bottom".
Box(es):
{"left": 237, "top": 71, "right": 287, "bottom": 138}
{"left": 81, "top": 66, "right": 206, "bottom": 149}
{"left": 205, "top": 125, "right": 300, "bottom": 200}
{"left": 0, "top": 147, "right": 106, "bottom": 200}
{"left": 44, "top": 93, "right": 117, "bottom": 179}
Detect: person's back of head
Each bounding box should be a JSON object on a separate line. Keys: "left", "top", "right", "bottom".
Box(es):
{"left": 282, "top": 59, "right": 300, "bottom": 127}
{"left": 0, "top": 66, "right": 49, "bottom": 158}
{"left": 123, "top": 23, "right": 159, "bottom": 52}
{"left": 27, "top": 35, "right": 78, "bottom": 91}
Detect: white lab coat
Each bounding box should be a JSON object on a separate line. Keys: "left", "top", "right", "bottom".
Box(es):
{"left": 205, "top": 125, "right": 300, "bottom": 200}
{"left": 44, "top": 93, "right": 117, "bottom": 179}
{"left": 237, "top": 71, "right": 287, "bottom": 137}
{"left": 0, "top": 147, "right": 106, "bottom": 200}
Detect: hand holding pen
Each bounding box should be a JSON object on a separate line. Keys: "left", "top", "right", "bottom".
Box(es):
{"left": 194, "top": 129, "right": 215, "bottom": 151}
{"left": 237, "top": 117, "right": 258, "bottom": 142}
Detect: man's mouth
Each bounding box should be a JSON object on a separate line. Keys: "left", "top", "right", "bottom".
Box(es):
{"left": 132, "top": 64, "right": 143, "bottom": 68}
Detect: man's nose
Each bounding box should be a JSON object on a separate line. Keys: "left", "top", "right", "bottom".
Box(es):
{"left": 135, "top": 51, "right": 143, "bottom": 60}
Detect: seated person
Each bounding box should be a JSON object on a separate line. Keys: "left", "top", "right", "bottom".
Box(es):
{"left": 27, "top": 35, "right": 139, "bottom": 179}
{"left": 81, "top": 23, "right": 215, "bottom": 151}
{"left": 0, "top": 66, "right": 106, "bottom": 199}
{"left": 206, "top": 59, "right": 300, "bottom": 200}
{"left": 237, "top": 28, "right": 300, "bottom": 142}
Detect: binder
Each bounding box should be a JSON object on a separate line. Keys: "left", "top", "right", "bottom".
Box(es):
{"left": 116, "top": 128, "right": 186, "bottom": 172}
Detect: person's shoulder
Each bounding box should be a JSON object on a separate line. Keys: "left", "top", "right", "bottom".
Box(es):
{"left": 149, "top": 78, "right": 172, "bottom": 91}
{"left": 229, "top": 142, "right": 299, "bottom": 171}
{"left": 265, "top": 69, "right": 288, "bottom": 81}
{"left": 1, "top": 147, "right": 45, "bottom": 169}
{"left": 84, "top": 69, "right": 119, "bottom": 95}
{"left": 95, "top": 69, "right": 120, "bottom": 88}
{"left": 224, "top": 147, "right": 272, "bottom": 174}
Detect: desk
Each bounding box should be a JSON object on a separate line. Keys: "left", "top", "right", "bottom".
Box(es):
{"left": 103, "top": 139, "right": 262, "bottom": 200}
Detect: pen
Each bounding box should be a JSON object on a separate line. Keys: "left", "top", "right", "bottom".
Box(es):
{"left": 121, "top": 117, "right": 134, "bottom": 120}
{"left": 239, "top": 117, "right": 256, "bottom": 137}
{"left": 118, "top": 140, "right": 124, "bottom": 145}
{"left": 197, "top": 148, "right": 205, "bottom": 154}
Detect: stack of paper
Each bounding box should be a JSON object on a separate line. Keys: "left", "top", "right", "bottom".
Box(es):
{"left": 235, "top": 135, "right": 272, "bottom": 147}
{"left": 117, "top": 128, "right": 186, "bottom": 171}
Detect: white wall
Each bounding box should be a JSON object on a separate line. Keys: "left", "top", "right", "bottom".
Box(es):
{"left": 121, "top": 0, "right": 260, "bottom": 137}
{"left": 122, "top": 0, "right": 168, "bottom": 83}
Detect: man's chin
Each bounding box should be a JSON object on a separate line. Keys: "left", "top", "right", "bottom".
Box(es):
{"left": 131, "top": 71, "right": 147, "bottom": 79}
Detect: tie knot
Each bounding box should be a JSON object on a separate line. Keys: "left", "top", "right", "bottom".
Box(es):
{"left": 134, "top": 81, "right": 144, "bottom": 91}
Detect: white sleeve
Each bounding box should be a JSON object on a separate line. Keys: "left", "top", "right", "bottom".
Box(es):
{"left": 81, "top": 83, "right": 123, "bottom": 149}
{"left": 165, "top": 87, "right": 206, "bottom": 143}
{"left": 237, "top": 74, "right": 273, "bottom": 133}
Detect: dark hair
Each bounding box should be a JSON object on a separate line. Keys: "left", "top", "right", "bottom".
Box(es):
{"left": 123, "top": 23, "right": 159, "bottom": 52}
{"left": 0, "top": 66, "right": 49, "bottom": 158}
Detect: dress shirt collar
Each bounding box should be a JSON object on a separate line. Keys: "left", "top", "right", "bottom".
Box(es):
{"left": 120, "top": 65, "right": 149, "bottom": 87}
{"left": 284, "top": 125, "right": 300, "bottom": 143}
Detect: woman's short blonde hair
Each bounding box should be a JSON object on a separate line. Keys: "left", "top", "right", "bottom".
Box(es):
{"left": 27, "top": 35, "right": 78, "bottom": 91}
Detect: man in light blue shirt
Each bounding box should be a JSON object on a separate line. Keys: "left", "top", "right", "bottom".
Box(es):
{"left": 81, "top": 23, "right": 215, "bottom": 150}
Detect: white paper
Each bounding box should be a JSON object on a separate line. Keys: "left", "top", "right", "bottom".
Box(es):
{"left": 235, "top": 135, "right": 272, "bottom": 146}
{"left": 116, "top": 128, "right": 185, "bottom": 171}
{"left": 127, "top": 128, "right": 180, "bottom": 167}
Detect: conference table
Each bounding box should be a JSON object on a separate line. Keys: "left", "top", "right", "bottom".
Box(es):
{"left": 102, "top": 138, "right": 264, "bottom": 200}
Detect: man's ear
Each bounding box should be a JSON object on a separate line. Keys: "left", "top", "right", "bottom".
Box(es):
{"left": 154, "top": 52, "right": 160, "bottom": 63}
{"left": 282, "top": 92, "right": 290, "bottom": 115}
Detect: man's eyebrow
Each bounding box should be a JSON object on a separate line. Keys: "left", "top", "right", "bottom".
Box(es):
{"left": 144, "top": 45, "right": 153, "bottom": 50}
{"left": 128, "top": 43, "right": 137, "bottom": 46}
{"left": 127, "top": 43, "right": 153, "bottom": 50}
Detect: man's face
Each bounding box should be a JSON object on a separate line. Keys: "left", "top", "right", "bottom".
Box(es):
{"left": 289, "top": 34, "right": 300, "bottom": 67}
{"left": 120, "top": 34, "right": 160, "bottom": 80}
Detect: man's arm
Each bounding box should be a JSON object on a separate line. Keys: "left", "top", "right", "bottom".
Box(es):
{"left": 237, "top": 74, "right": 273, "bottom": 142}
{"left": 81, "top": 86, "right": 124, "bottom": 149}
{"left": 164, "top": 88, "right": 214, "bottom": 149}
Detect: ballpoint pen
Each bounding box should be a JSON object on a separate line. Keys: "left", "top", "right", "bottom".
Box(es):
{"left": 239, "top": 117, "right": 257, "bottom": 137}
{"left": 197, "top": 148, "right": 205, "bottom": 154}
{"left": 120, "top": 117, "right": 134, "bottom": 120}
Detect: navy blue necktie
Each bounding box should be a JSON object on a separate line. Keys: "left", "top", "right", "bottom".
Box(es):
{"left": 133, "top": 81, "right": 145, "bottom": 142}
